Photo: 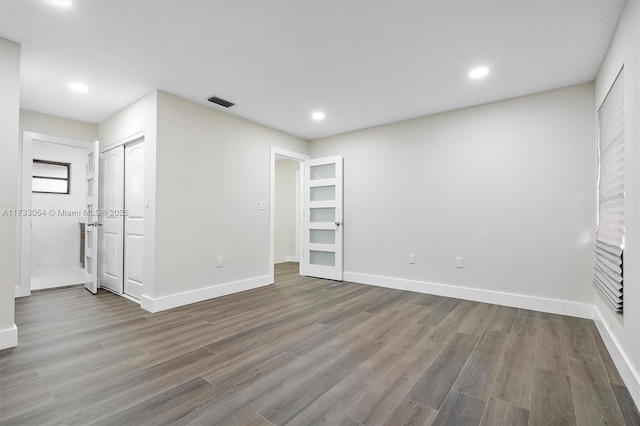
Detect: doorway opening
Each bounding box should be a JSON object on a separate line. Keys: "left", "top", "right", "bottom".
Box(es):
{"left": 19, "top": 132, "right": 95, "bottom": 296}
{"left": 269, "top": 148, "right": 308, "bottom": 283}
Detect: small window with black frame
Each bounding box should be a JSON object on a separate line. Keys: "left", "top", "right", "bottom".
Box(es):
{"left": 32, "top": 160, "right": 71, "bottom": 194}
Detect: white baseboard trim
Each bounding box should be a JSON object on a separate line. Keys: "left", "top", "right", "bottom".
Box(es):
{"left": 286, "top": 256, "right": 299, "bottom": 262}
{"left": 592, "top": 306, "right": 640, "bottom": 408}
{"left": 16, "top": 283, "right": 33, "bottom": 298}
{"left": 0, "top": 324, "right": 18, "bottom": 350}
{"left": 343, "top": 271, "right": 594, "bottom": 319}
{"left": 139, "top": 275, "right": 271, "bottom": 313}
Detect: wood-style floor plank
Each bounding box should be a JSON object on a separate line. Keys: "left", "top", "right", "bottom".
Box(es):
{"left": 511, "top": 309, "right": 538, "bottom": 336}
{"left": 97, "top": 377, "right": 215, "bottom": 425}
{"left": 240, "top": 413, "right": 276, "bottom": 426}
{"left": 589, "top": 321, "right": 626, "bottom": 386}
{"left": 490, "top": 332, "right": 536, "bottom": 409}
{"left": 348, "top": 322, "right": 430, "bottom": 386}
{"left": 480, "top": 398, "right": 529, "bottom": 426}
{"left": 569, "top": 356, "right": 625, "bottom": 425}
{"left": 258, "top": 339, "right": 385, "bottom": 425}
{"left": 452, "top": 330, "right": 507, "bottom": 401}
{"left": 457, "top": 303, "right": 499, "bottom": 337}
{"left": 346, "top": 336, "right": 445, "bottom": 426}
{"left": 407, "top": 332, "right": 479, "bottom": 410}
{"left": 431, "top": 391, "right": 485, "bottom": 426}
{"left": 612, "top": 383, "right": 640, "bottom": 426}
{"left": 571, "top": 377, "right": 625, "bottom": 425}
{"left": 427, "top": 300, "right": 479, "bottom": 343}
{"left": 563, "top": 316, "right": 601, "bottom": 362}
{"left": 285, "top": 376, "right": 371, "bottom": 426}
{"left": 535, "top": 317, "right": 570, "bottom": 375}
{"left": 529, "top": 368, "right": 576, "bottom": 426}
{"left": 385, "top": 398, "right": 437, "bottom": 426}
{"left": 487, "top": 305, "right": 518, "bottom": 333}
{"left": 1, "top": 262, "right": 635, "bottom": 426}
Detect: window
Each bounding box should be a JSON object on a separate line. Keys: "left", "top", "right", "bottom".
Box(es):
{"left": 32, "top": 160, "right": 71, "bottom": 194}
{"left": 593, "top": 68, "right": 625, "bottom": 314}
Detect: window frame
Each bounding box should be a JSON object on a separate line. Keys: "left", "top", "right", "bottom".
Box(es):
{"left": 32, "top": 159, "right": 71, "bottom": 195}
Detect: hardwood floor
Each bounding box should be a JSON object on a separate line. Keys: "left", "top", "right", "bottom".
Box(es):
{"left": 1, "top": 262, "right": 638, "bottom": 425}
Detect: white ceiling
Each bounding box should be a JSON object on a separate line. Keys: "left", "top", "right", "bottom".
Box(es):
{"left": 0, "top": 0, "right": 625, "bottom": 140}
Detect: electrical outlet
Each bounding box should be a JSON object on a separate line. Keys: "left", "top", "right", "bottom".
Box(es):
{"left": 216, "top": 256, "right": 223, "bottom": 267}
{"left": 409, "top": 254, "right": 416, "bottom": 264}
{"left": 456, "top": 257, "right": 464, "bottom": 268}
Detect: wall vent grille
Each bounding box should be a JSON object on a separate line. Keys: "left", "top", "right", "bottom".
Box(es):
{"left": 207, "top": 96, "right": 235, "bottom": 108}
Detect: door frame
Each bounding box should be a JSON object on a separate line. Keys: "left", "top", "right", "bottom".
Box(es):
{"left": 269, "top": 147, "right": 308, "bottom": 284}
{"left": 19, "top": 131, "right": 95, "bottom": 298}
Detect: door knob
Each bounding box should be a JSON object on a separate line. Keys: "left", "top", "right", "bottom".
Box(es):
{"left": 335, "top": 222, "right": 342, "bottom": 227}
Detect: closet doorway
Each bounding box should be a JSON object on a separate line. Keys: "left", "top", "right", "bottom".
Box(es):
{"left": 100, "top": 138, "right": 145, "bottom": 301}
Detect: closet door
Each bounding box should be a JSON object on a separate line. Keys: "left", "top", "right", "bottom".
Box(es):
{"left": 100, "top": 146, "right": 124, "bottom": 294}
{"left": 123, "top": 141, "right": 145, "bottom": 299}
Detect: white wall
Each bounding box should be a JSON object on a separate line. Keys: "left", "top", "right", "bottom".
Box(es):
{"left": 151, "top": 91, "right": 308, "bottom": 305}
{"left": 593, "top": 0, "right": 640, "bottom": 405}
{"left": 98, "top": 91, "right": 157, "bottom": 300}
{"left": 275, "top": 159, "right": 299, "bottom": 263}
{"left": 0, "top": 38, "right": 20, "bottom": 349}
{"left": 310, "top": 83, "right": 596, "bottom": 313}
{"left": 20, "top": 110, "right": 98, "bottom": 143}
{"left": 31, "top": 142, "right": 87, "bottom": 269}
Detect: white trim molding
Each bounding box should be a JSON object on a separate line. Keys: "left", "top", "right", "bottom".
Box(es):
{"left": 101, "top": 130, "right": 144, "bottom": 153}
{"left": 285, "top": 256, "right": 299, "bottom": 262}
{"left": 592, "top": 306, "right": 640, "bottom": 408}
{"left": 139, "top": 275, "right": 271, "bottom": 313}
{"left": 0, "top": 324, "right": 18, "bottom": 350}
{"left": 343, "top": 272, "right": 594, "bottom": 319}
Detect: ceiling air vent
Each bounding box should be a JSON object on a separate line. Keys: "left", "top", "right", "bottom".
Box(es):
{"left": 207, "top": 96, "right": 235, "bottom": 108}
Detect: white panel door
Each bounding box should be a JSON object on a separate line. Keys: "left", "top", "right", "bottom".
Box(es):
{"left": 303, "top": 156, "right": 343, "bottom": 280}
{"left": 100, "top": 146, "right": 124, "bottom": 293}
{"left": 123, "top": 141, "right": 145, "bottom": 299}
{"left": 84, "top": 141, "right": 100, "bottom": 294}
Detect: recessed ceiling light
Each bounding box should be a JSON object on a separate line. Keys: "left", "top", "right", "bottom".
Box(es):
{"left": 469, "top": 67, "right": 489, "bottom": 80}
{"left": 468, "top": 66, "right": 490, "bottom": 80}
{"left": 49, "top": 0, "right": 73, "bottom": 7}
{"left": 311, "top": 111, "right": 325, "bottom": 121}
{"left": 69, "top": 82, "right": 88, "bottom": 93}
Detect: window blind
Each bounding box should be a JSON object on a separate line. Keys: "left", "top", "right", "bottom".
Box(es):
{"left": 593, "top": 68, "right": 625, "bottom": 314}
